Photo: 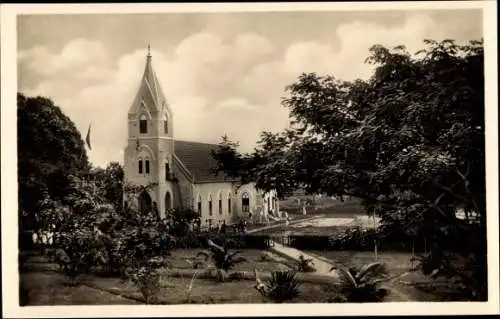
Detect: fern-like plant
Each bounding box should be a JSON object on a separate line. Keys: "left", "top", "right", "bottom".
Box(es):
{"left": 196, "top": 239, "right": 247, "bottom": 282}
{"left": 330, "top": 262, "right": 406, "bottom": 302}
{"left": 255, "top": 269, "right": 301, "bottom": 303}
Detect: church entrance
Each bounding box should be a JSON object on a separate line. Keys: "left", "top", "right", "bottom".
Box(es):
{"left": 165, "top": 191, "right": 172, "bottom": 213}
{"left": 139, "top": 191, "right": 153, "bottom": 213}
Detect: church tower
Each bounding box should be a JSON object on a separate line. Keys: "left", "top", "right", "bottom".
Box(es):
{"left": 123, "top": 46, "right": 175, "bottom": 218}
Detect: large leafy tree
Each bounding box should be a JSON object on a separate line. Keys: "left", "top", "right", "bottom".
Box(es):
{"left": 18, "top": 93, "right": 90, "bottom": 231}
{"left": 86, "top": 162, "right": 125, "bottom": 213}
{"left": 212, "top": 39, "right": 486, "bottom": 300}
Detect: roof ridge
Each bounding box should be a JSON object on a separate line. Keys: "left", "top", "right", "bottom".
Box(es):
{"left": 174, "top": 139, "right": 221, "bottom": 147}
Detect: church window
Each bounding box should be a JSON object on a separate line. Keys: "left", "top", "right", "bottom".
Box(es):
{"left": 145, "top": 160, "right": 150, "bottom": 174}
{"left": 164, "top": 119, "right": 168, "bottom": 134}
{"left": 197, "top": 196, "right": 202, "bottom": 215}
{"left": 208, "top": 194, "right": 213, "bottom": 216}
{"left": 218, "top": 193, "right": 223, "bottom": 215}
{"left": 242, "top": 192, "right": 250, "bottom": 213}
{"left": 139, "top": 114, "right": 148, "bottom": 134}
{"left": 165, "top": 161, "right": 170, "bottom": 180}
{"left": 138, "top": 160, "right": 143, "bottom": 174}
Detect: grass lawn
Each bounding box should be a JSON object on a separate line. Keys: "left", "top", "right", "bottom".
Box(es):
{"left": 305, "top": 250, "right": 464, "bottom": 302}
{"left": 281, "top": 199, "right": 367, "bottom": 217}
{"left": 20, "top": 272, "right": 139, "bottom": 305}
{"left": 20, "top": 269, "right": 334, "bottom": 305}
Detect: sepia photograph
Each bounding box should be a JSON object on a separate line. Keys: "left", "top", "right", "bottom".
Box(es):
{"left": 1, "top": 1, "right": 498, "bottom": 317}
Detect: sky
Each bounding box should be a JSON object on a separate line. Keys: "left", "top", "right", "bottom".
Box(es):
{"left": 17, "top": 9, "right": 483, "bottom": 168}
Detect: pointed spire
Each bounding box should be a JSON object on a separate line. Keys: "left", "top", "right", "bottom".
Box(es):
{"left": 128, "top": 44, "right": 168, "bottom": 114}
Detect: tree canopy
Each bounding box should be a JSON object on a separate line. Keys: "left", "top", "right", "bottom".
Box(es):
{"left": 212, "top": 39, "right": 486, "bottom": 299}
{"left": 18, "top": 93, "right": 90, "bottom": 230}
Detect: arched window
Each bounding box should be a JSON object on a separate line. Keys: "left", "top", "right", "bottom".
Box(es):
{"left": 165, "top": 160, "right": 170, "bottom": 180}
{"left": 228, "top": 193, "right": 232, "bottom": 214}
{"left": 242, "top": 192, "right": 250, "bottom": 213}
{"left": 164, "top": 117, "right": 168, "bottom": 134}
{"left": 138, "top": 160, "right": 143, "bottom": 174}
{"left": 208, "top": 194, "right": 213, "bottom": 216}
{"left": 139, "top": 114, "right": 148, "bottom": 134}
{"left": 197, "top": 195, "right": 202, "bottom": 215}
{"left": 218, "top": 193, "right": 223, "bottom": 215}
{"left": 145, "top": 160, "right": 150, "bottom": 174}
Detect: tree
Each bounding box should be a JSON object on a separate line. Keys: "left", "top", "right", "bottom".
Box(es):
{"left": 86, "top": 162, "right": 125, "bottom": 212}
{"left": 18, "top": 93, "right": 90, "bottom": 233}
{"left": 212, "top": 39, "right": 486, "bottom": 300}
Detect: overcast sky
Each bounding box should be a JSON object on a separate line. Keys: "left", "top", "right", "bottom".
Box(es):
{"left": 17, "top": 9, "right": 482, "bottom": 168}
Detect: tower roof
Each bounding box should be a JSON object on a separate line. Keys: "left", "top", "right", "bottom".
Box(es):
{"left": 129, "top": 46, "right": 169, "bottom": 114}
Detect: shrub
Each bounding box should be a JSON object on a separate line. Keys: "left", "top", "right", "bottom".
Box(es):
{"left": 296, "top": 255, "right": 315, "bottom": 272}
{"left": 260, "top": 251, "right": 274, "bottom": 262}
{"left": 196, "top": 239, "right": 247, "bottom": 282}
{"left": 128, "top": 265, "right": 161, "bottom": 304}
{"left": 329, "top": 262, "right": 408, "bottom": 302}
{"left": 289, "top": 235, "right": 331, "bottom": 250}
{"left": 258, "top": 270, "right": 301, "bottom": 303}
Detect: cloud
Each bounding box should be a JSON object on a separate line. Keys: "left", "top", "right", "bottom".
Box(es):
{"left": 18, "top": 12, "right": 479, "bottom": 167}
{"left": 215, "top": 98, "right": 258, "bottom": 112}
{"left": 19, "top": 38, "right": 110, "bottom": 77}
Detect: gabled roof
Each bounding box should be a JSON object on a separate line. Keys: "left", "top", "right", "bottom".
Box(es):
{"left": 129, "top": 51, "right": 169, "bottom": 114}
{"left": 174, "top": 140, "right": 239, "bottom": 183}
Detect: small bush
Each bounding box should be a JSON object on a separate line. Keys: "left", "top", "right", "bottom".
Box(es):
{"left": 263, "top": 270, "right": 301, "bottom": 303}
{"left": 129, "top": 266, "right": 161, "bottom": 304}
{"left": 296, "top": 255, "right": 315, "bottom": 272}
{"left": 331, "top": 262, "right": 394, "bottom": 302}
{"left": 260, "top": 252, "right": 273, "bottom": 262}
{"left": 197, "top": 239, "right": 247, "bottom": 282}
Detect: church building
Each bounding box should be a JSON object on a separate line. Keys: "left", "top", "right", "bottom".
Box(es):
{"left": 123, "top": 48, "right": 278, "bottom": 226}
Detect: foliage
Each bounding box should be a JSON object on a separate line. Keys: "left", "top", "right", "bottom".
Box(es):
{"left": 260, "top": 251, "right": 274, "bottom": 262}
{"left": 165, "top": 208, "right": 200, "bottom": 237}
{"left": 212, "top": 39, "right": 486, "bottom": 300}
{"left": 296, "top": 255, "right": 315, "bottom": 272}
{"left": 128, "top": 265, "right": 162, "bottom": 304}
{"left": 48, "top": 176, "right": 175, "bottom": 281}
{"left": 88, "top": 162, "right": 125, "bottom": 212}
{"left": 255, "top": 270, "right": 301, "bottom": 303}
{"left": 328, "top": 227, "right": 376, "bottom": 251}
{"left": 196, "top": 239, "right": 247, "bottom": 281}
{"left": 330, "top": 262, "right": 390, "bottom": 302}
{"left": 17, "top": 93, "right": 89, "bottom": 233}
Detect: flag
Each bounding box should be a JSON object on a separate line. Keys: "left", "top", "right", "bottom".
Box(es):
{"left": 85, "top": 123, "right": 92, "bottom": 150}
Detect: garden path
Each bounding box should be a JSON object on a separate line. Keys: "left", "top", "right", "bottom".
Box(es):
{"left": 269, "top": 241, "right": 338, "bottom": 277}
{"left": 268, "top": 242, "right": 412, "bottom": 301}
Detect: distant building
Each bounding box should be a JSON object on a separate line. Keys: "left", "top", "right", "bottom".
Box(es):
{"left": 123, "top": 48, "right": 277, "bottom": 225}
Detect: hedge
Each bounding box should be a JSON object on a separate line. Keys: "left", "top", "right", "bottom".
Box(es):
{"left": 173, "top": 233, "right": 272, "bottom": 250}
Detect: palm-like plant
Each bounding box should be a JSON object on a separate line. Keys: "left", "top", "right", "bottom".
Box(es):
{"left": 254, "top": 269, "right": 301, "bottom": 303}
{"left": 196, "top": 239, "right": 247, "bottom": 282}
{"left": 330, "top": 262, "right": 403, "bottom": 302}
{"left": 297, "top": 255, "right": 315, "bottom": 272}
